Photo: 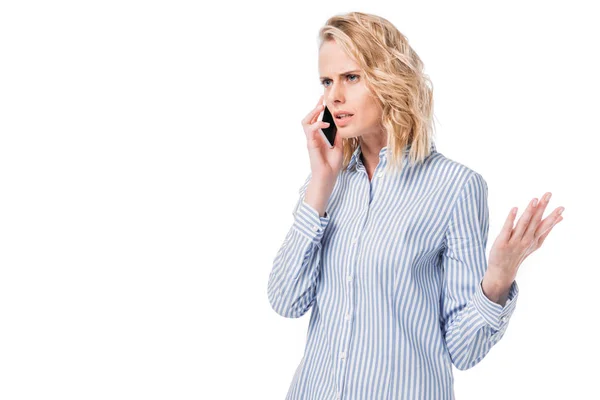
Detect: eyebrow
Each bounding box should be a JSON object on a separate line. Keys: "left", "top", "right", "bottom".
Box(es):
{"left": 319, "top": 70, "right": 361, "bottom": 80}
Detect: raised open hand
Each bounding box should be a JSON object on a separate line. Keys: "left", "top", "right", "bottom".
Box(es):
{"left": 487, "top": 192, "right": 565, "bottom": 284}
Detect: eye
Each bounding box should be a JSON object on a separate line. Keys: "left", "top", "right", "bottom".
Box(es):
{"left": 320, "top": 74, "right": 360, "bottom": 87}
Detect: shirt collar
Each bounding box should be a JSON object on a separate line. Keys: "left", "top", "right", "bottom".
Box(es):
{"left": 346, "top": 141, "right": 437, "bottom": 171}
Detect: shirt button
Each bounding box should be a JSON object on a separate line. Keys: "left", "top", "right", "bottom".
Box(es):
{"left": 351, "top": 237, "right": 358, "bottom": 244}
{"left": 312, "top": 224, "right": 319, "bottom": 232}
{"left": 340, "top": 351, "right": 346, "bottom": 360}
{"left": 376, "top": 171, "right": 384, "bottom": 178}
{"left": 345, "top": 312, "right": 351, "bottom": 321}
{"left": 346, "top": 274, "right": 353, "bottom": 282}
{"left": 501, "top": 316, "right": 508, "bottom": 323}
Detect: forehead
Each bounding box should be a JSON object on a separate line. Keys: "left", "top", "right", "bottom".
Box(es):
{"left": 318, "top": 40, "right": 359, "bottom": 75}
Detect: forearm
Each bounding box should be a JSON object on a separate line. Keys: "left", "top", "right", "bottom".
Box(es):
{"left": 304, "top": 176, "right": 335, "bottom": 218}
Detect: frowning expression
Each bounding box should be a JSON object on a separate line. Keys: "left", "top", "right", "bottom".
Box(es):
{"left": 318, "top": 39, "right": 383, "bottom": 140}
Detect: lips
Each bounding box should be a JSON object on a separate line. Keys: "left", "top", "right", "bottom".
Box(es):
{"left": 334, "top": 113, "right": 354, "bottom": 127}
{"left": 334, "top": 111, "right": 354, "bottom": 119}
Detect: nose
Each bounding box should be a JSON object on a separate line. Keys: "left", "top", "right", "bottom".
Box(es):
{"left": 326, "top": 82, "right": 345, "bottom": 107}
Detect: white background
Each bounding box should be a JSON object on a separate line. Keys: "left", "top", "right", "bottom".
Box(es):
{"left": 1, "top": 1, "right": 598, "bottom": 399}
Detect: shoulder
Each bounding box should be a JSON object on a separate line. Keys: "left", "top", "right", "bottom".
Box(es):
{"left": 429, "top": 151, "right": 486, "bottom": 190}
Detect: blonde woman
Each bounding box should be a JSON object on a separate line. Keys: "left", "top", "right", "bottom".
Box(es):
{"left": 267, "top": 11, "right": 564, "bottom": 400}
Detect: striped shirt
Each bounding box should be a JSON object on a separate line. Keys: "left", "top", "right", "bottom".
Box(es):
{"left": 267, "top": 141, "right": 519, "bottom": 400}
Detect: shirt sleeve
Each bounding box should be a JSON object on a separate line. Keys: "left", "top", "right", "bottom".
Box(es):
{"left": 267, "top": 173, "right": 331, "bottom": 318}
{"left": 440, "top": 172, "right": 520, "bottom": 371}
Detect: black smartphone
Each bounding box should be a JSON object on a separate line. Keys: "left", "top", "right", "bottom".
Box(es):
{"left": 317, "top": 104, "right": 337, "bottom": 148}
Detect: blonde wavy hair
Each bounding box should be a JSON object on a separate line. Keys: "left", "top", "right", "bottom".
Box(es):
{"left": 318, "top": 12, "right": 438, "bottom": 174}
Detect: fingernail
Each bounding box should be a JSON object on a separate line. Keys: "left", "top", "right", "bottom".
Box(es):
{"left": 557, "top": 207, "right": 564, "bottom": 215}
{"left": 532, "top": 198, "right": 538, "bottom": 207}
{"left": 545, "top": 193, "right": 552, "bottom": 202}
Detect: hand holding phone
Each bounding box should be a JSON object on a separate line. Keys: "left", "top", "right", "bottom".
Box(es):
{"left": 301, "top": 95, "right": 343, "bottom": 181}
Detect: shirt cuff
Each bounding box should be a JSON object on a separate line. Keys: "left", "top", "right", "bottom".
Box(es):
{"left": 472, "top": 278, "right": 519, "bottom": 332}
{"left": 292, "top": 199, "right": 331, "bottom": 246}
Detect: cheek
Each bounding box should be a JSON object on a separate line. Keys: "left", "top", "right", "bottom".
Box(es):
{"left": 361, "top": 104, "right": 381, "bottom": 124}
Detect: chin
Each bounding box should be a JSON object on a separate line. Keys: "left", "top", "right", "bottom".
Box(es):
{"left": 340, "top": 132, "right": 360, "bottom": 140}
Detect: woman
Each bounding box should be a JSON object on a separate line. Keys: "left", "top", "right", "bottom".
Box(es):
{"left": 267, "top": 11, "right": 564, "bottom": 400}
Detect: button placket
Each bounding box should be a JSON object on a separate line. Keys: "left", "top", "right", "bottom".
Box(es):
{"left": 344, "top": 271, "right": 353, "bottom": 324}
{"left": 337, "top": 183, "right": 371, "bottom": 398}
{"left": 338, "top": 272, "right": 354, "bottom": 392}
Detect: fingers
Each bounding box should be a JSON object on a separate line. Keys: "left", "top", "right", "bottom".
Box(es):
{"left": 537, "top": 215, "right": 563, "bottom": 247}
{"left": 502, "top": 191, "right": 564, "bottom": 251}
{"left": 311, "top": 120, "right": 330, "bottom": 130}
{"left": 302, "top": 95, "right": 324, "bottom": 126}
{"left": 535, "top": 206, "right": 564, "bottom": 239}
{"left": 511, "top": 197, "right": 539, "bottom": 243}
{"left": 308, "top": 120, "right": 330, "bottom": 143}
{"left": 523, "top": 192, "right": 552, "bottom": 239}
{"left": 310, "top": 95, "right": 325, "bottom": 125}
{"left": 499, "top": 206, "right": 518, "bottom": 242}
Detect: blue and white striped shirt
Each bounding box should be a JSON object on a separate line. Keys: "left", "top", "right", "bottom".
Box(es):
{"left": 267, "top": 141, "right": 519, "bottom": 400}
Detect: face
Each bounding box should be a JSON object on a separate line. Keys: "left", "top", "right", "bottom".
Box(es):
{"left": 318, "top": 39, "right": 383, "bottom": 142}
